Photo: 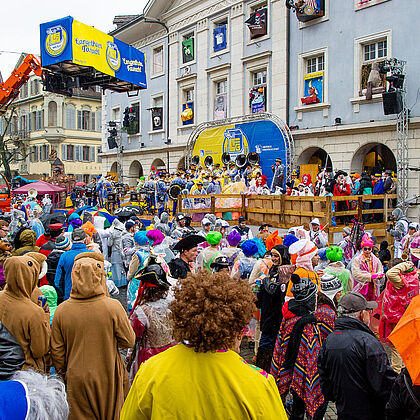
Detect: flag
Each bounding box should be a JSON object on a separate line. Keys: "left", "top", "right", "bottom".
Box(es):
{"left": 213, "top": 25, "right": 227, "bottom": 52}
{"left": 245, "top": 8, "right": 267, "bottom": 39}
{"left": 182, "top": 37, "right": 194, "bottom": 63}
{"left": 151, "top": 107, "right": 163, "bottom": 130}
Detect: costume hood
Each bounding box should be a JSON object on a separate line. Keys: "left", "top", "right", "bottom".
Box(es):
{"left": 160, "top": 212, "right": 170, "bottom": 224}
{"left": 70, "top": 252, "right": 106, "bottom": 299}
{"left": 93, "top": 215, "right": 106, "bottom": 231}
{"left": 18, "top": 229, "right": 37, "bottom": 248}
{"left": 4, "top": 252, "right": 46, "bottom": 299}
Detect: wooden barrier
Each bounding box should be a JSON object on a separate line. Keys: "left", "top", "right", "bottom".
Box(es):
{"left": 178, "top": 193, "right": 397, "bottom": 242}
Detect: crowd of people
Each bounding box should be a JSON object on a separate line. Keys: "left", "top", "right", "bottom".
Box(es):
{"left": 0, "top": 184, "right": 419, "bottom": 420}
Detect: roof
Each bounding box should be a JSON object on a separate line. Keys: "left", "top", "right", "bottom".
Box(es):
{"left": 12, "top": 180, "right": 66, "bottom": 195}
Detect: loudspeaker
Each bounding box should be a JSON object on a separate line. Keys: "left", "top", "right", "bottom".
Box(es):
{"left": 383, "top": 91, "right": 403, "bottom": 115}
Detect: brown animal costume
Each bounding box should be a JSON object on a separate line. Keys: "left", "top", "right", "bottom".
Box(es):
{"left": 51, "top": 252, "right": 135, "bottom": 420}
{"left": 12, "top": 229, "right": 40, "bottom": 256}
{"left": 0, "top": 252, "right": 50, "bottom": 372}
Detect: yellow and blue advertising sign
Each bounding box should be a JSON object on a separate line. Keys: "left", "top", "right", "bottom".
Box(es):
{"left": 192, "top": 120, "right": 289, "bottom": 185}
{"left": 40, "top": 16, "right": 147, "bottom": 89}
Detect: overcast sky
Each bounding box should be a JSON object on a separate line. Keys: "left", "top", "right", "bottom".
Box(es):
{"left": 0, "top": 0, "right": 148, "bottom": 79}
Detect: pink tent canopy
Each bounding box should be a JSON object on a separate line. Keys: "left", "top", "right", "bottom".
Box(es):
{"left": 12, "top": 180, "right": 66, "bottom": 195}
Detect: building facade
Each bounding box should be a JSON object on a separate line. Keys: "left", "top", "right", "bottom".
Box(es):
{"left": 288, "top": 0, "right": 420, "bottom": 219}
{"left": 1, "top": 55, "right": 102, "bottom": 183}
{"left": 101, "top": 0, "right": 288, "bottom": 186}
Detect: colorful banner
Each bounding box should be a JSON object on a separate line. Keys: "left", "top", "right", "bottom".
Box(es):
{"left": 181, "top": 102, "right": 194, "bottom": 125}
{"left": 151, "top": 107, "right": 163, "bottom": 130}
{"left": 250, "top": 87, "right": 266, "bottom": 114}
{"left": 245, "top": 8, "right": 268, "bottom": 39}
{"left": 295, "top": 0, "right": 325, "bottom": 22}
{"left": 40, "top": 16, "right": 147, "bottom": 89}
{"left": 302, "top": 71, "right": 323, "bottom": 104}
{"left": 182, "top": 37, "right": 194, "bottom": 63}
{"left": 192, "top": 120, "right": 290, "bottom": 186}
{"left": 213, "top": 25, "right": 227, "bottom": 52}
{"left": 214, "top": 94, "right": 227, "bottom": 120}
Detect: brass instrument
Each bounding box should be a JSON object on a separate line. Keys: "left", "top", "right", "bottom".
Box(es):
{"left": 247, "top": 152, "right": 260, "bottom": 166}
{"left": 204, "top": 155, "right": 213, "bottom": 169}
{"left": 221, "top": 152, "right": 231, "bottom": 165}
{"left": 235, "top": 154, "right": 247, "bottom": 169}
{"left": 28, "top": 188, "right": 38, "bottom": 199}
{"left": 191, "top": 155, "right": 200, "bottom": 166}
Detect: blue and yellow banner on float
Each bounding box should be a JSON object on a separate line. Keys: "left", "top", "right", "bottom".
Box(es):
{"left": 40, "top": 16, "right": 147, "bottom": 89}
{"left": 192, "top": 120, "right": 289, "bottom": 186}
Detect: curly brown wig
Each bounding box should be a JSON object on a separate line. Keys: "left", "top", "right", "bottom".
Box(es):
{"left": 169, "top": 270, "right": 256, "bottom": 353}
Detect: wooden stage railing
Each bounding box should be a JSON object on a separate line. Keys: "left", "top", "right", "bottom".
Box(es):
{"left": 178, "top": 193, "right": 397, "bottom": 243}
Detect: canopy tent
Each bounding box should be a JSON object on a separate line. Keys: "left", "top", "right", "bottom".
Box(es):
{"left": 12, "top": 180, "right": 66, "bottom": 195}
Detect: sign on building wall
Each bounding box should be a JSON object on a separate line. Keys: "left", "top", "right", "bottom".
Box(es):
{"left": 182, "top": 37, "right": 194, "bottom": 63}
{"left": 151, "top": 107, "right": 163, "bottom": 130}
{"left": 40, "top": 16, "right": 147, "bottom": 89}
{"left": 213, "top": 25, "right": 227, "bottom": 52}
{"left": 355, "top": 0, "right": 391, "bottom": 11}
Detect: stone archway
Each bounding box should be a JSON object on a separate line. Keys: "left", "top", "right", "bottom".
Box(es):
{"left": 151, "top": 158, "right": 166, "bottom": 172}
{"left": 128, "top": 160, "right": 143, "bottom": 187}
{"left": 351, "top": 142, "right": 397, "bottom": 174}
{"left": 110, "top": 162, "right": 118, "bottom": 173}
{"left": 297, "top": 147, "right": 333, "bottom": 172}
{"left": 177, "top": 156, "right": 186, "bottom": 170}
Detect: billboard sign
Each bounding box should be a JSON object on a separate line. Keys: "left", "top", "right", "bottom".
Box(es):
{"left": 40, "top": 16, "right": 147, "bottom": 89}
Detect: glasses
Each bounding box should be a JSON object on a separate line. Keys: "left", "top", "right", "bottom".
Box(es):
{"left": 363, "top": 247, "right": 372, "bottom": 251}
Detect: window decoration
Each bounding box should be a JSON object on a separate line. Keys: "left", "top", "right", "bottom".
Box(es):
{"left": 302, "top": 71, "right": 323, "bottom": 105}
{"left": 181, "top": 102, "right": 194, "bottom": 125}
{"left": 245, "top": 8, "right": 268, "bottom": 39}
{"left": 182, "top": 36, "right": 194, "bottom": 63}
{"left": 151, "top": 107, "right": 163, "bottom": 130}
{"left": 249, "top": 87, "right": 266, "bottom": 113}
{"left": 286, "top": 0, "right": 325, "bottom": 22}
{"left": 214, "top": 94, "right": 227, "bottom": 120}
{"left": 213, "top": 25, "right": 227, "bottom": 52}
{"left": 355, "top": 0, "right": 390, "bottom": 11}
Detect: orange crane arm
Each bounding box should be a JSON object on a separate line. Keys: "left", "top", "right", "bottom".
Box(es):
{"left": 0, "top": 54, "right": 42, "bottom": 108}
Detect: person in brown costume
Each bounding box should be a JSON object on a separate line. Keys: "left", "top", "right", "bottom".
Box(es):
{"left": 0, "top": 252, "right": 50, "bottom": 372}
{"left": 51, "top": 252, "right": 135, "bottom": 420}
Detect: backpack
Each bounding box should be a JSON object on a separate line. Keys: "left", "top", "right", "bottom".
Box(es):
{"left": 238, "top": 258, "right": 255, "bottom": 280}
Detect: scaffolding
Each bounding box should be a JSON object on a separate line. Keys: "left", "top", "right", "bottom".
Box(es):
{"left": 389, "top": 59, "right": 409, "bottom": 211}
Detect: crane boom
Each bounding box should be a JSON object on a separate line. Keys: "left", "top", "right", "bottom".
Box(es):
{"left": 0, "top": 54, "right": 42, "bottom": 113}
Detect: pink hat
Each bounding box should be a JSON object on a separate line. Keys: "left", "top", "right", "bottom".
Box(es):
{"left": 146, "top": 229, "right": 165, "bottom": 246}
{"left": 289, "top": 239, "right": 318, "bottom": 271}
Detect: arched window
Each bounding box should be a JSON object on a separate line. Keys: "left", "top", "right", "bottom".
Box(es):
{"left": 48, "top": 101, "right": 57, "bottom": 127}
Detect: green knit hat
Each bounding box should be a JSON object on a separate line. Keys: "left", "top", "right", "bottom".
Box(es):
{"left": 326, "top": 246, "right": 343, "bottom": 262}
{"left": 206, "top": 231, "right": 222, "bottom": 245}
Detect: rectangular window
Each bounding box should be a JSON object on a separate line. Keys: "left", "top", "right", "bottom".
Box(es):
{"left": 66, "top": 106, "right": 76, "bottom": 129}
{"left": 152, "top": 46, "right": 164, "bottom": 75}
{"left": 97, "top": 147, "right": 102, "bottom": 163}
{"left": 151, "top": 96, "right": 164, "bottom": 131}
{"left": 96, "top": 111, "right": 101, "bottom": 132}
{"left": 91, "top": 112, "right": 96, "bottom": 132}
{"left": 130, "top": 103, "right": 140, "bottom": 134}
{"left": 182, "top": 33, "right": 195, "bottom": 64}
{"left": 90, "top": 146, "right": 95, "bottom": 162}
{"left": 301, "top": 53, "right": 325, "bottom": 105}
{"left": 82, "top": 146, "right": 90, "bottom": 161}
{"left": 246, "top": 2, "right": 268, "bottom": 40}
{"left": 111, "top": 107, "right": 120, "bottom": 123}
{"left": 250, "top": 70, "right": 267, "bottom": 114}
{"left": 356, "top": 33, "right": 390, "bottom": 97}
{"left": 82, "top": 110, "right": 90, "bottom": 130}
{"left": 67, "top": 145, "right": 74, "bottom": 161}
{"left": 214, "top": 79, "right": 228, "bottom": 120}
{"left": 182, "top": 88, "right": 194, "bottom": 125}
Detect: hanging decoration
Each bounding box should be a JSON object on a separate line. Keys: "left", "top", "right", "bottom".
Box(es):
{"left": 286, "top": 0, "right": 325, "bottom": 23}
{"left": 245, "top": 8, "right": 268, "bottom": 39}
{"left": 182, "top": 37, "right": 194, "bottom": 63}
{"left": 213, "top": 25, "right": 227, "bottom": 52}
{"left": 301, "top": 71, "right": 323, "bottom": 105}
{"left": 249, "top": 86, "right": 266, "bottom": 114}
{"left": 181, "top": 102, "right": 194, "bottom": 125}
{"left": 214, "top": 94, "right": 227, "bottom": 120}
{"left": 355, "top": 0, "right": 390, "bottom": 11}
{"left": 151, "top": 107, "right": 163, "bottom": 130}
